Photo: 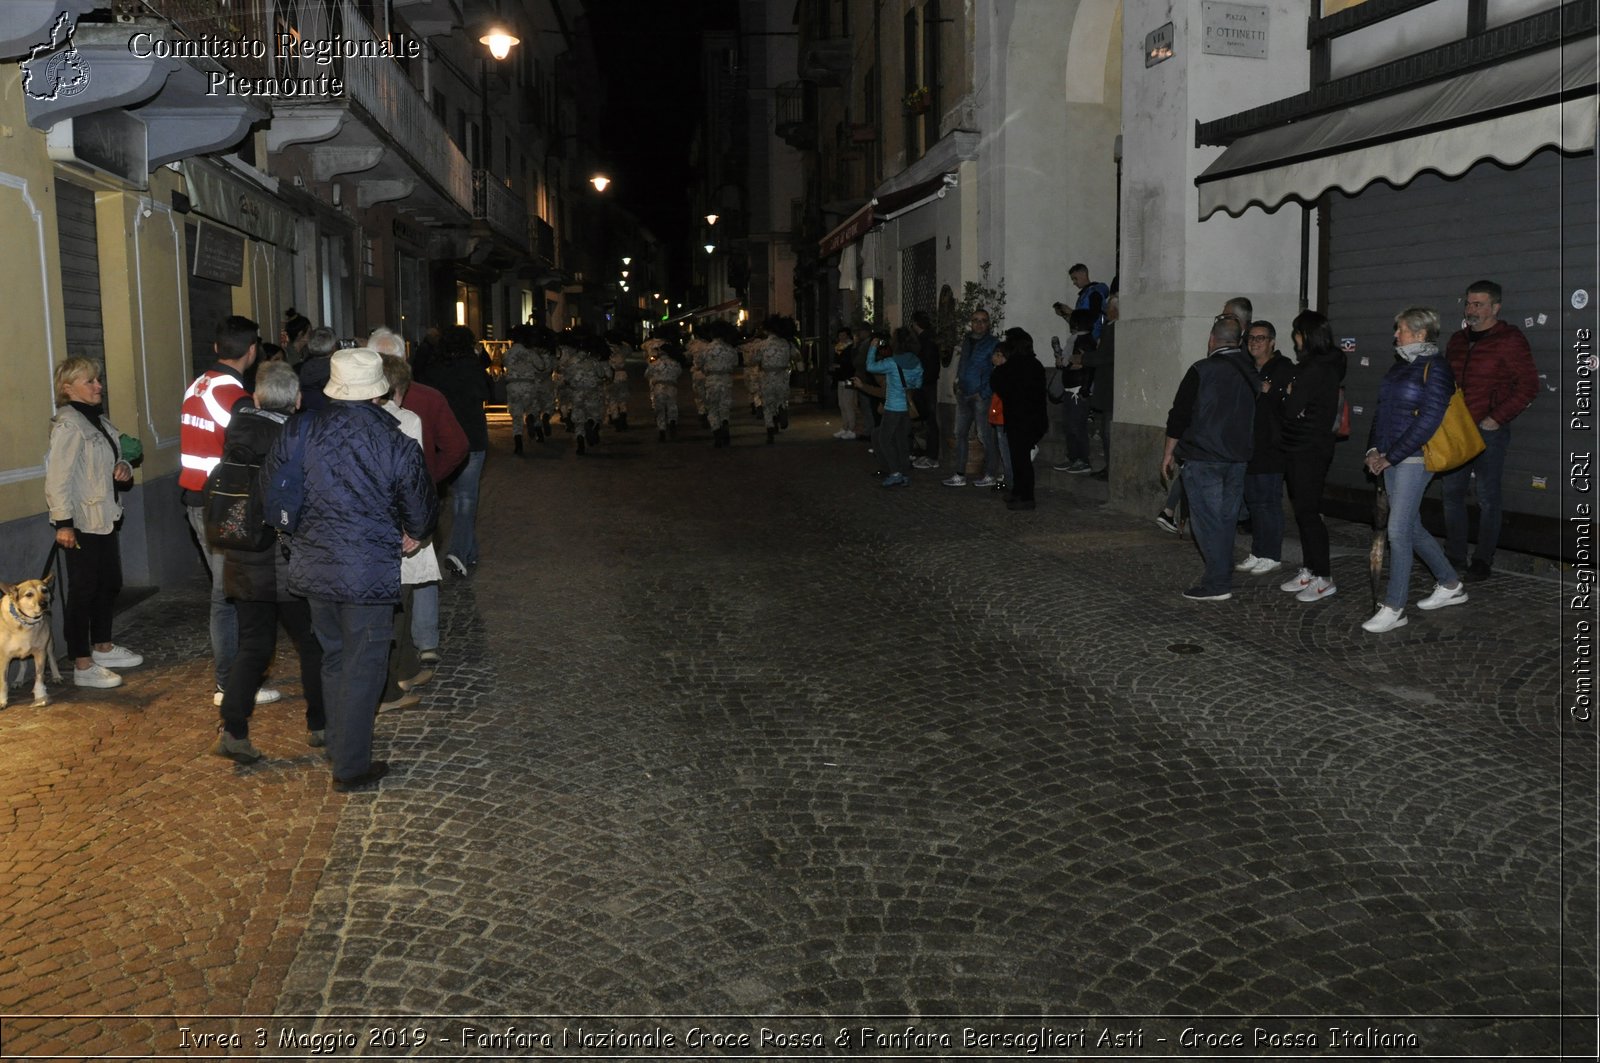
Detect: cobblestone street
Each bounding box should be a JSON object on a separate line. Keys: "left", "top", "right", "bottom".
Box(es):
{"left": 0, "top": 398, "right": 1593, "bottom": 1059}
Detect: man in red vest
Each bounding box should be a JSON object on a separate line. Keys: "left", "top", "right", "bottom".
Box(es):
{"left": 180, "top": 315, "right": 277, "bottom": 705}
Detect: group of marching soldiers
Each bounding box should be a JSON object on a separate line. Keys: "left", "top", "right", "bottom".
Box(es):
{"left": 501, "top": 316, "right": 801, "bottom": 454}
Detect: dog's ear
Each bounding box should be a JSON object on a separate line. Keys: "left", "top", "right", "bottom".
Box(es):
{"left": 0, "top": 582, "right": 15, "bottom": 601}
{"left": 40, "top": 573, "right": 54, "bottom": 591}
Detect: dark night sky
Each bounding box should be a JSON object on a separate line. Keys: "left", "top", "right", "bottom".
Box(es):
{"left": 582, "top": 0, "right": 740, "bottom": 294}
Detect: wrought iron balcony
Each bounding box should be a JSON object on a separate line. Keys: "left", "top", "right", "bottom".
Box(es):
{"left": 473, "top": 169, "right": 529, "bottom": 248}
{"left": 775, "top": 80, "right": 817, "bottom": 150}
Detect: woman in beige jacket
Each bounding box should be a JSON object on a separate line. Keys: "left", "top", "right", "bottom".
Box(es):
{"left": 44, "top": 358, "right": 143, "bottom": 688}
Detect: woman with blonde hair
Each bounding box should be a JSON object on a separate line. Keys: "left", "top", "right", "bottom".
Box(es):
{"left": 44, "top": 357, "right": 143, "bottom": 688}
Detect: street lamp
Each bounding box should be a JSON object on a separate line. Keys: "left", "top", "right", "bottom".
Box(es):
{"left": 704, "top": 243, "right": 716, "bottom": 254}
{"left": 705, "top": 213, "right": 719, "bottom": 225}
{"left": 478, "top": 27, "right": 520, "bottom": 60}
{"left": 590, "top": 174, "right": 611, "bottom": 192}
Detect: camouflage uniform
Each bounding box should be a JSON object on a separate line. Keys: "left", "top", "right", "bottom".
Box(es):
{"left": 643, "top": 339, "right": 683, "bottom": 437}
{"left": 700, "top": 339, "right": 738, "bottom": 440}
{"left": 503, "top": 341, "right": 543, "bottom": 438}
{"left": 687, "top": 337, "right": 709, "bottom": 417}
{"left": 741, "top": 338, "right": 764, "bottom": 415}
{"left": 553, "top": 344, "right": 584, "bottom": 430}
{"left": 526, "top": 342, "right": 556, "bottom": 426}
{"left": 605, "top": 341, "right": 631, "bottom": 424}
{"left": 758, "top": 336, "right": 796, "bottom": 430}
{"left": 562, "top": 348, "right": 606, "bottom": 452}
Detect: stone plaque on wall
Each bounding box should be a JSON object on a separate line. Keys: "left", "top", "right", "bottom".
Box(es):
{"left": 1202, "top": 2, "right": 1269, "bottom": 59}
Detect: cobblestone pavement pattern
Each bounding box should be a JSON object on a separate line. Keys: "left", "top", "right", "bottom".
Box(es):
{"left": 0, "top": 385, "right": 1593, "bottom": 1058}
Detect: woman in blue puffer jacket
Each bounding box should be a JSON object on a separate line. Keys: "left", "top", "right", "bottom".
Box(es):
{"left": 1360, "top": 306, "right": 1468, "bottom": 633}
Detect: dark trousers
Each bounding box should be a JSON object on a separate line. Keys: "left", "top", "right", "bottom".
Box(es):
{"left": 1284, "top": 446, "right": 1335, "bottom": 578}
{"left": 221, "top": 598, "right": 326, "bottom": 738}
{"left": 916, "top": 380, "right": 940, "bottom": 460}
{"left": 1062, "top": 397, "right": 1091, "bottom": 461}
{"left": 309, "top": 599, "right": 393, "bottom": 780}
{"left": 62, "top": 530, "right": 120, "bottom": 659}
{"left": 383, "top": 585, "right": 419, "bottom": 702}
{"left": 1006, "top": 430, "right": 1037, "bottom": 502}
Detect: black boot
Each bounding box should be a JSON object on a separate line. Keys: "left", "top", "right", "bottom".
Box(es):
{"left": 513, "top": 435, "right": 524, "bottom": 455}
{"left": 777, "top": 407, "right": 789, "bottom": 430}
{"left": 541, "top": 413, "right": 552, "bottom": 435}
{"left": 616, "top": 413, "right": 628, "bottom": 432}
{"left": 575, "top": 435, "right": 586, "bottom": 455}
{"left": 533, "top": 424, "right": 544, "bottom": 443}
{"left": 767, "top": 427, "right": 776, "bottom": 445}
{"left": 658, "top": 428, "right": 667, "bottom": 442}
{"left": 668, "top": 419, "right": 677, "bottom": 440}
{"left": 564, "top": 418, "right": 575, "bottom": 433}
{"left": 584, "top": 420, "right": 600, "bottom": 445}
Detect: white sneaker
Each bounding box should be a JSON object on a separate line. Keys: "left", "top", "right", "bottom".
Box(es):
{"left": 91, "top": 645, "right": 143, "bottom": 669}
{"left": 1417, "top": 582, "right": 1469, "bottom": 611}
{"left": 1235, "top": 554, "right": 1263, "bottom": 572}
{"left": 973, "top": 475, "right": 998, "bottom": 488}
{"left": 1295, "top": 576, "right": 1336, "bottom": 603}
{"left": 1279, "top": 567, "right": 1314, "bottom": 593}
{"left": 1362, "top": 605, "right": 1408, "bottom": 633}
{"left": 942, "top": 474, "right": 968, "bottom": 487}
{"left": 833, "top": 430, "right": 853, "bottom": 440}
{"left": 74, "top": 664, "right": 122, "bottom": 689}
{"left": 213, "top": 686, "right": 284, "bottom": 707}
{"left": 1250, "top": 558, "right": 1284, "bottom": 575}
{"left": 912, "top": 457, "right": 939, "bottom": 470}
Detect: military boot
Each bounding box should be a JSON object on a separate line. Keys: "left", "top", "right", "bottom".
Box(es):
{"left": 575, "top": 435, "right": 586, "bottom": 455}
{"left": 658, "top": 428, "right": 667, "bottom": 442}
{"left": 584, "top": 420, "right": 600, "bottom": 446}
{"left": 767, "top": 427, "right": 777, "bottom": 445}
{"left": 616, "top": 414, "right": 628, "bottom": 432}
{"left": 513, "top": 435, "right": 524, "bottom": 455}
{"left": 668, "top": 419, "right": 677, "bottom": 440}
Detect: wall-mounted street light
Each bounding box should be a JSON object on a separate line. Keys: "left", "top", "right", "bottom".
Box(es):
{"left": 704, "top": 213, "right": 719, "bottom": 225}
{"left": 479, "top": 27, "right": 520, "bottom": 60}
{"left": 590, "top": 174, "right": 611, "bottom": 192}
{"left": 622, "top": 256, "right": 632, "bottom": 265}
{"left": 703, "top": 243, "right": 716, "bottom": 254}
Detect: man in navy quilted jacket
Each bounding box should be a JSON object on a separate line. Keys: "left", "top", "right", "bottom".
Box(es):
{"left": 268, "top": 348, "right": 437, "bottom": 792}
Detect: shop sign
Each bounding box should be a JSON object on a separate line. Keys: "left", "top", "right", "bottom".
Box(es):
{"left": 46, "top": 111, "right": 148, "bottom": 188}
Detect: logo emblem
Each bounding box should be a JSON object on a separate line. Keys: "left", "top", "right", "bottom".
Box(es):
{"left": 22, "top": 12, "right": 91, "bottom": 102}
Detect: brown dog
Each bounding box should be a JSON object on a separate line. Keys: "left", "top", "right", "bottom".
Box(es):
{"left": 1, "top": 575, "right": 63, "bottom": 707}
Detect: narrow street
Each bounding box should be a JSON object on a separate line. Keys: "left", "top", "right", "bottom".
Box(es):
{"left": 0, "top": 390, "right": 1591, "bottom": 1059}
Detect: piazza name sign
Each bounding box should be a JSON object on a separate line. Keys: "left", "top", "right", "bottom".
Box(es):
{"left": 1202, "top": 1, "right": 1269, "bottom": 59}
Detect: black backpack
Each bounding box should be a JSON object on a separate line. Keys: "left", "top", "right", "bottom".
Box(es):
{"left": 203, "top": 444, "right": 274, "bottom": 551}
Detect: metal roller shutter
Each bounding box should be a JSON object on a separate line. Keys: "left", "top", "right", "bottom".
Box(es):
{"left": 55, "top": 179, "right": 104, "bottom": 365}
{"left": 1324, "top": 147, "right": 1597, "bottom": 556}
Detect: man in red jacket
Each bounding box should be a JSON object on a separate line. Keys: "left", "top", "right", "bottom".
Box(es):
{"left": 1442, "top": 280, "right": 1539, "bottom": 582}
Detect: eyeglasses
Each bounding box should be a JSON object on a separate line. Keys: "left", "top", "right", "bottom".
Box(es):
{"left": 1215, "top": 313, "right": 1239, "bottom": 323}
{"left": 1246, "top": 334, "right": 1272, "bottom": 344}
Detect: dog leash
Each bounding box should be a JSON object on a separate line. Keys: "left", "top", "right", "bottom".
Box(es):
{"left": 40, "top": 541, "right": 60, "bottom": 582}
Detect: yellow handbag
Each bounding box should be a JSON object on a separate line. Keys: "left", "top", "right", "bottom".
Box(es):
{"left": 1419, "top": 363, "right": 1485, "bottom": 474}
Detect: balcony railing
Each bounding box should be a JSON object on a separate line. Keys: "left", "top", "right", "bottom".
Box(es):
{"left": 473, "top": 170, "right": 529, "bottom": 247}
{"left": 275, "top": 0, "right": 473, "bottom": 213}
{"left": 129, "top": 0, "right": 272, "bottom": 80}
{"left": 775, "top": 80, "right": 817, "bottom": 149}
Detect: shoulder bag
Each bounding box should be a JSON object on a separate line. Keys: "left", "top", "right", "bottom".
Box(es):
{"left": 1419, "top": 362, "right": 1485, "bottom": 473}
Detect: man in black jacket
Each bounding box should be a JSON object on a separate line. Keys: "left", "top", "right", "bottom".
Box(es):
{"left": 1162, "top": 315, "right": 1258, "bottom": 601}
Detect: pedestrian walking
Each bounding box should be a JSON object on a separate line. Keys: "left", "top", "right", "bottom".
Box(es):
{"left": 1277, "top": 312, "right": 1347, "bottom": 599}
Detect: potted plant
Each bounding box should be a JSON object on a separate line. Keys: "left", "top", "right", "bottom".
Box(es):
{"left": 902, "top": 85, "right": 931, "bottom": 115}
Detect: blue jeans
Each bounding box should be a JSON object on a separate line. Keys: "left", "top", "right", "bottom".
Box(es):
{"left": 308, "top": 599, "right": 393, "bottom": 780}
{"left": 447, "top": 450, "right": 485, "bottom": 565}
{"left": 1182, "top": 460, "right": 1245, "bottom": 594}
{"left": 1243, "top": 472, "right": 1285, "bottom": 561}
{"left": 1441, "top": 424, "right": 1510, "bottom": 567}
{"left": 995, "top": 426, "right": 1014, "bottom": 483}
{"left": 952, "top": 392, "right": 1001, "bottom": 479}
{"left": 1384, "top": 460, "right": 1459, "bottom": 610}
{"left": 187, "top": 504, "right": 237, "bottom": 689}
{"left": 1062, "top": 397, "right": 1090, "bottom": 462}
{"left": 410, "top": 581, "right": 439, "bottom": 652}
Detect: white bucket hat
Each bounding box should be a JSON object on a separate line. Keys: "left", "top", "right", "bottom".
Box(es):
{"left": 324, "top": 348, "right": 389, "bottom": 401}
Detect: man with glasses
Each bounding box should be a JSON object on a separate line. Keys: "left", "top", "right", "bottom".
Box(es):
{"left": 1441, "top": 280, "right": 1539, "bottom": 582}
{"left": 1236, "top": 321, "right": 1295, "bottom": 575}
{"left": 944, "top": 309, "right": 1003, "bottom": 487}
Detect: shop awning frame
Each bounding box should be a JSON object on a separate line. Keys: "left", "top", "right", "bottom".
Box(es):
{"left": 1195, "top": 36, "right": 1598, "bottom": 220}
{"left": 817, "top": 172, "right": 958, "bottom": 254}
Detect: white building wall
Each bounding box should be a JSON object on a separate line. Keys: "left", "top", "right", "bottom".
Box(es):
{"left": 1117, "top": 0, "right": 1308, "bottom": 456}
